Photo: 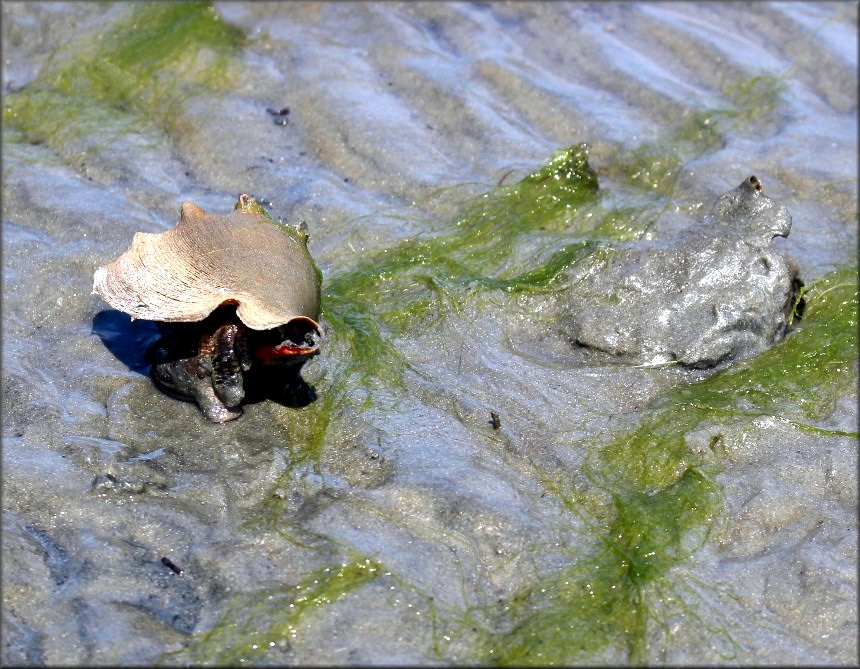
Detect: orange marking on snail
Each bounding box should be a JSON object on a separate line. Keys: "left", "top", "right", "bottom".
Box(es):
{"left": 253, "top": 342, "right": 318, "bottom": 364}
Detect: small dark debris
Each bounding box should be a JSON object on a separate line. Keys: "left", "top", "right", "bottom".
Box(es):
{"left": 490, "top": 411, "right": 501, "bottom": 429}
{"left": 266, "top": 107, "right": 290, "bottom": 126}
{"left": 161, "top": 556, "right": 184, "bottom": 575}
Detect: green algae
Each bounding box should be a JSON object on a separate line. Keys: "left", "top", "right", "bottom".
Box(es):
{"left": 486, "top": 469, "right": 723, "bottom": 666}
{"left": 247, "top": 147, "right": 606, "bottom": 536}
{"left": 3, "top": 2, "right": 244, "bottom": 150}
{"left": 161, "top": 558, "right": 381, "bottom": 665}
{"left": 603, "top": 72, "right": 786, "bottom": 201}
{"left": 320, "top": 145, "right": 602, "bottom": 379}
{"left": 230, "top": 145, "right": 618, "bottom": 650}
{"left": 720, "top": 74, "right": 785, "bottom": 126}
{"left": 444, "top": 95, "right": 851, "bottom": 661}
{"left": 601, "top": 266, "right": 859, "bottom": 491}
{"left": 483, "top": 266, "right": 858, "bottom": 666}
{"left": 216, "top": 129, "right": 851, "bottom": 665}
{"left": 234, "top": 194, "right": 271, "bottom": 217}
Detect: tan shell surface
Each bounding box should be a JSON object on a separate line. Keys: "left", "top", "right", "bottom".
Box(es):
{"left": 93, "top": 202, "right": 321, "bottom": 330}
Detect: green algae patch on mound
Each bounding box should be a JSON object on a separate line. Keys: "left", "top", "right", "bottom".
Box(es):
{"left": 479, "top": 267, "right": 857, "bottom": 666}
{"left": 320, "top": 145, "right": 605, "bottom": 378}
{"left": 3, "top": 2, "right": 245, "bottom": 150}
{"left": 161, "top": 558, "right": 382, "bottom": 666}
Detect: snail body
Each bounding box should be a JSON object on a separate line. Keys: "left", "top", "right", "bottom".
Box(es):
{"left": 93, "top": 195, "right": 322, "bottom": 422}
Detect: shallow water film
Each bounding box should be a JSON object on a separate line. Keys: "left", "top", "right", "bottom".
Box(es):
{"left": 2, "top": 2, "right": 857, "bottom": 665}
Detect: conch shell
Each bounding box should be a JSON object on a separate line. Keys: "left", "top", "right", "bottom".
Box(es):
{"left": 93, "top": 195, "right": 321, "bottom": 331}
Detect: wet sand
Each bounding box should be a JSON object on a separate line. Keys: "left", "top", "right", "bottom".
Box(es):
{"left": 2, "top": 2, "right": 857, "bottom": 665}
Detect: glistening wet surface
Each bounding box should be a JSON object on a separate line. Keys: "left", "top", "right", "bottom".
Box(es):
{"left": 2, "top": 2, "right": 857, "bottom": 665}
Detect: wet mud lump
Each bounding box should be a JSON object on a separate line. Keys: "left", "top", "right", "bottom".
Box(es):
{"left": 562, "top": 176, "right": 801, "bottom": 368}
